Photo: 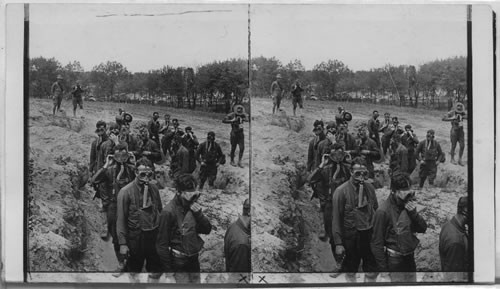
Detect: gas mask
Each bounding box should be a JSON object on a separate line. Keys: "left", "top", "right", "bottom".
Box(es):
{"left": 113, "top": 150, "right": 129, "bottom": 163}
{"left": 137, "top": 166, "right": 154, "bottom": 184}
{"left": 330, "top": 150, "right": 345, "bottom": 163}
{"left": 182, "top": 190, "right": 200, "bottom": 204}
{"left": 396, "top": 190, "right": 416, "bottom": 204}
{"left": 351, "top": 164, "right": 368, "bottom": 183}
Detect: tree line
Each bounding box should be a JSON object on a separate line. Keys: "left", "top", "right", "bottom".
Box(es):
{"left": 251, "top": 56, "right": 466, "bottom": 109}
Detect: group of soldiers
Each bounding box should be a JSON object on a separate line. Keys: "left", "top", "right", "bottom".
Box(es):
{"left": 270, "top": 74, "right": 305, "bottom": 116}
{"left": 88, "top": 105, "right": 250, "bottom": 282}
{"left": 51, "top": 75, "right": 86, "bottom": 117}
{"left": 306, "top": 102, "right": 469, "bottom": 282}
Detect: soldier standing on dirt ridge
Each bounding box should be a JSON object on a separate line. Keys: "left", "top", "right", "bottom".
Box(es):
{"left": 156, "top": 174, "right": 212, "bottom": 283}
{"left": 291, "top": 79, "right": 304, "bottom": 116}
{"left": 271, "top": 74, "right": 285, "bottom": 114}
{"left": 224, "top": 198, "right": 251, "bottom": 273}
{"left": 442, "top": 102, "right": 467, "bottom": 166}
{"left": 196, "top": 131, "right": 224, "bottom": 190}
{"left": 71, "top": 81, "right": 85, "bottom": 118}
{"left": 116, "top": 158, "right": 163, "bottom": 282}
{"left": 51, "top": 74, "right": 65, "bottom": 115}
{"left": 371, "top": 174, "right": 427, "bottom": 282}
{"left": 331, "top": 157, "right": 379, "bottom": 283}
{"left": 415, "top": 129, "right": 445, "bottom": 188}
{"left": 90, "top": 143, "right": 136, "bottom": 275}
{"left": 222, "top": 104, "right": 248, "bottom": 168}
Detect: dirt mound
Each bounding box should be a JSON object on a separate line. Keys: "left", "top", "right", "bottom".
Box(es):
{"left": 269, "top": 113, "right": 306, "bottom": 133}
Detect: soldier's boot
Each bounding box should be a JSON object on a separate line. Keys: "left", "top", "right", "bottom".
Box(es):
{"left": 345, "top": 273, "right": 357, "bottom": 283}
{"left": 450, "top": 153, "right": 456, "bottom": 164}
{"left": 148, "top": 273, "right": 162, "bottom": 283}
{"left": 237, "top": 159, "right": 243, "bottom": 168}
{"left": 364, "top": 272, "right": 378, "bottom": 283}
{"left": 458, "top": 156, "right": 464, "bottom": 166}
{"left": 100, "top": 212, "right": 109, "bottom": 240}
{"left": 230, "top": 159, "right": 236, "bottom": 167}
{"left": 112, "top": 261, "right": 126, "bottom": 278}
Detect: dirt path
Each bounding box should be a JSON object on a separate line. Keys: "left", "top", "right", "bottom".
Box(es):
{"left": 250, "top": 97, "right": 468, "bottom": 278}
{"left": 28, "top": 98, "right": 249, "bottom": 272}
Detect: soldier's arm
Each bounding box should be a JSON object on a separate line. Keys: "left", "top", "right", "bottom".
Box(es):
{"left": 370, "top": 209, "right": 389, "bottom": 271}
{"left": 116, "top": 189, "right": 129, "bottom": 246}
{"left": 408, "top": 209, "right": 427, "bottom": 233}
{"left": 331, "top": 189, "right": 345, "bottom": 246}
{"left": 156, "top": 209, "right": 174, "bottom": 271}
{"left": 400, "top": 149, "right": 409, "bottom": 173}
{"left": 194, "top": 210, "right": 212, "bottom": 234}
{"left": 216, "top": 144, "right": 224, "bottom": 163}
{"left": 222, "top": 113, "right": 235, "bottom": 124}
{"left": 442, "top": 111, "right": 455, "bottom": 121}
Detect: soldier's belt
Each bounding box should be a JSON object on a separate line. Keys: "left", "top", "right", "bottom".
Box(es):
{"left": 386, "top": 247, "right": 413, "bottom": 257}
{"left": 169, "top": 247, "right": 198, "bottom": 258}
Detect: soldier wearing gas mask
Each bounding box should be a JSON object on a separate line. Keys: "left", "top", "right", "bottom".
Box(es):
{"left": 157, "top": 174, "right": 212, "bottom": 283}
{"left": 90, "top": 143, "right": 136, "bottom": 274}
{"left": 415, "top": 129, "right": 445, "bottom": 188}
{"left": 331, "top": 157, "right": 379, "bottom": 282}
{"left": 335, "top": 123, "right": 356, "bottom": 151}
{"left": 371, "top": 174, "right": 427, "bottom": 282}
{"left": 401, "top": 124, "right": 419, "bottom": 174}
{"left": 116, "top": 157, "right": 163, "bottom": 280}
{"left": 309, "top": 143, "right": 351, "bottom": 243}
{"left": 147, "top": 112, "right": 162, "bottom": 145}
{"left": 349, "top": 128, "right": 381, "bottom": 179}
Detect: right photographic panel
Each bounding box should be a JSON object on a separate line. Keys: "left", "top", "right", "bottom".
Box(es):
{"left": 250, "top": 4, "right": 473, "bottom": 284}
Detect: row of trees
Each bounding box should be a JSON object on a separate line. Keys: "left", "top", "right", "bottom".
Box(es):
{"left": 251, "top": 56, "right": 467, "bottom": 108}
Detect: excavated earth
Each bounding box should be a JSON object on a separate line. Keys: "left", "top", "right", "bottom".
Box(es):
{"left": 28, "top": 98, "right": 249, "bottom": 276}
{"left": 250, "top": 97, "right": 468, "bottom": 282}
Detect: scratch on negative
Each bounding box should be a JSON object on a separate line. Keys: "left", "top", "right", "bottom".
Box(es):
{"left": 96, "top": 9, "right": 232, "bottom": 18}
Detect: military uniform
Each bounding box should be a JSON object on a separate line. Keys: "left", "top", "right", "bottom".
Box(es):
{"left": 171, "top": 145, "right": 192, "bottom": 177}
{"left": 444, "top": 110, "right": 466, "bottom": 162}
{"left": 306, "top": 135, "right": 332, "bottom": 172}
{"left": 148, "top": 119, "right": 161, "bottom": 144}
{"left": 196, "top": 141, "right": 223, "bottom": 189}
{"left": 350, "top": 138, "right": 380, "bottom": 179}
{"left": 389, "top": 143, "right": 409, "bottom": 177}
{"left": 136, "top": 138, "right": 161, "bottom": 164}
{"left": 415, "top": 139, "right": 444, "bottom": 187}
{"left": 270, "top": 80, "right": 284, "bottom": 108}
{"left": 367, "top": 117, "right": 381, "bottom": 148}
{"left": 224, "top": 217, "right": 251, "bottom": 272}
{"left": 51, "top": 81, "right": 65, "bottom": 110}
{"left": 291, "top": 83, "right": 304, "bottom": 109}
{"left": 71, "top": 85, "right": 84, "bottom": 110}
{"left": 439, "top": 216, "right": 468, "bottom": 272}
{"left": 401, "top": 131, "right": 419, "bottom": 174}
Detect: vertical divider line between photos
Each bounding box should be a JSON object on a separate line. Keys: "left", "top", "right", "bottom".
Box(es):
{"left": 247, "top": 3, "right": 253, "bottom": 279}
{"left": 493, "top": 9, "right": 497, "bottom": 283}
{"left": 466, "top": 4, "right": 473, "bottom": 283}
{"left": 23, "top": 3, "right": 30, "bottom": 282}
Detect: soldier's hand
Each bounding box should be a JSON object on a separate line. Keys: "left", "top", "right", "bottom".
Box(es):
{"left": 361, "top": 150, "right": 370, "bottom": 155}
{"left": 190, "top": 203, "right": 202, "bottom": 213}
{"left": 335, "top": 245, "right": 345, "bottom": 256}
{"left": 119, "top": 245, "right": 129, "bottom": 257}
{"left": 405, "top": 201, "right": 417, "bottom": 212}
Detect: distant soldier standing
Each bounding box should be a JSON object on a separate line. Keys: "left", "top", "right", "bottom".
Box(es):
{"left": 224, "top": 199, "right": 251, "bottom": 272}
{"left": 196, "top": 131, "right": 224, "bottom": 190}
{"left": 415, "top": 129, "right": 445, "bottom": 188}
{"left": 291, "top": 79, "right": 304, "bottom": 116}
{"left": 401, "top": 125, "right": 419, "bottom": 174}
{"left": 51, "top": 75, "right": 65, "bottom": 115}
{"left": 222, "top": 105, "right": 248, "bottom": 168}
{"left": 270, "top": 74, "right": 284, "bottom": 114}
{"left": 170, "top": 132, "right": 192, "bottom": 177}
{"left": 367, "top": 110, "right": 381, "bottom": 148}
{"left": 442, "top": 102, "right": 467, "bottom": 166}
{"left": 71, "top": 82, "right": 85, "bottom": 117}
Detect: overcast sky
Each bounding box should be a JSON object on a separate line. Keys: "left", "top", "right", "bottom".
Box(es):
{"left": 251, "top": 4, "right": 467, "bottom": 71}
{"left": 30, "top": 4, "right": 467, "bottom": 73}
{"left": 29, "top": 4, "right": 249, "bottom": 72}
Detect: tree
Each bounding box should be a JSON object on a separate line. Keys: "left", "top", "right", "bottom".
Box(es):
{"left": 311, "top": 59, "right": 352, "bottom": 99}
{"left": 29, "top": 57, "right": 62, "bottom": 98}
{"left": 89, "top": 61, "right": 129, "bottom": 99}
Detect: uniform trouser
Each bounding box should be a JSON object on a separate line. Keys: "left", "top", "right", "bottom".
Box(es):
{"left": 230, "top": 132, "right": 245, "bottom": 161}
{"left": 341, "top": 229, "right": 378, "bottom": 273}
{"left": 273, "top": 94, "right": 282, "bottom": 108}
{"left": 72, "top": 97, "right": 83, "bottom": 110}
{"left": 322, "top": 197, "right": 333, "bottom": 239}
{"left": 172, "top": 255, "right": 201, "bottom": 283}
{"left": 387, "top": 253, "right": 417, "bottom": 282}
{"left": 419, "top": 160, "right": 437, "bottom": 187}
{"left": 53, "top": 95, "right": 63, "bottom": 109}
{"left": 199, "top": 163, "right": 218, "bottom": 188}
{"left": 292, "top": 97, "right": 303, "bottom": 109}
{"left": 126, "top": 229, "right": 163, "bottom": 273}
{"left": 450, "top": 128, "right": 465, "bottom": 158}
{"left": 381, "top": 135, "right": 391, "bottom": 155}
{"left": 370, "top": 134, "right": 381, "bottom": 149}
{"left": 407, "top": 149, "right": 416, "bottom": 174}
{"left": 105, "top": 202, "right": 125, "bottom": 263}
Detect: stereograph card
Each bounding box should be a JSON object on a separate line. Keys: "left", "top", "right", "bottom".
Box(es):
{"left": 1, "top": 1, "right": 496, "bottom": 287}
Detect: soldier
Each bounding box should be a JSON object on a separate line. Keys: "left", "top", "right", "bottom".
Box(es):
{"left": 415, "top": 129, "right": 445, "bottom": 188}
{"left": 439, "top": 197, "right": 469, "bottom": 272}
{"left": 335, "top": 106, "right": 348, "bottom": 127}
{"left": 331, "top": 157, "right": 378, "bottom": 282}
{"left": 442, "top": 102, "right": 467, "bottom": 166}
{"left": 170, "top": 132, "right": 192, "bottom": 177}
{"left": 389, "top": 134, "right": 408, "bottom": 177}
{"left": 224, "top": 199, "right": 251, "bottom": 272}
{"left": 349, "top": 128, "right": 381, "bottom": 179}
{"left": 90, "top": 120, "right": 116, "bottom": 239}
{"left": 371, "top": 174, "right": 427, "bottom": 282}
{"left": 309, "top": 143, "right": 351, "bottom": 243}
{"left": 401, "top": 125, "right": 419, "bottom": 175}
{"left": 291, "top": 79, "right": 304, "bottom": 116}
{"left": 148, "top": 112, "right": 161, "bottom": 145}
{"left": 196, "top": 131, "right": 224, "bottom": 190}
{"left": 159, "top": 114, "right": 171, "bottom": 135}
{"left": 156, "top": 174, "right": 212, "bottom": 283}
{"left": 379, "top": 112, "right": 392, "bottom": 155}
{"left": 270, "top": 74, "right": 284, "bottom": 114}
{"left": 335, "top": 123, "right": 356, "bottom": 152}
{"left": 71, "top": 81, "right": 85, "bottom": 117}
{"left": 51, "top": 75, "right": 65, "bottom": 115}
{"left": 307, "top": 120, "right": 332, "bottom": 172}
{"left": 367, "top": 110, "right": 381, "bottom": 148}
{"left": 118, "top": 123, "right": 139, "bottom": 156}
{"left": 116, "top": 108, "right": 126, "bottom": 128}
{"left": 116, "top": 158, "right": 163, "bottom": 281}
{"left": 161, "top": 118, "right": 181, "bottom": 156}
{"left": 222, "top": 105, "right": 248, "bottom": 168}
{"left": 183, "top": 126, "right": 199, "bottom": 173}
{"left": 136, "top": 127, "right": 161, "bottom": 165}
{"left": 90, "top": 143, "right": 136, "bottom": 274}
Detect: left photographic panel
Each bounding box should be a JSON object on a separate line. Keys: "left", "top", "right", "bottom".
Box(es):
{"left": 25, "top": 3, "right": 250, "bottom": 283}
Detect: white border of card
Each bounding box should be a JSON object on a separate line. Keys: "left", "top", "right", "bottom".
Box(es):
{"left": 2, "top": 1, "right": 496, "bottom": 285}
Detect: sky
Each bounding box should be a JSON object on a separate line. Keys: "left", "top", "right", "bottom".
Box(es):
{"left": 29, "top": 4, "right": 249, "bottom": 72}
{"left": 251, "top": 4, "right": 467, "bottom": 71}
{"left": 29, "top": 4, "right": 467, "bottom": 73}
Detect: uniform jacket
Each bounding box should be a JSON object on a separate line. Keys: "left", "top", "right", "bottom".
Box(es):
{"left": 416, "top": 139, "right": 444, "bottom": 162}
{"left": 92, "top": 163, "right": 136, "bottom": 202}
{"left": 350, "top": 137, "right": 381, "bottom": 169}
{"left": 224, "top": 218, "right": 251, "bottom": 272}
{"left": 116, "top": 180, "right": 163, "bottom": 246}
{"left": 331, "top": 180, "right": 379, "bottom": 246}
{"left": 439, "top": 216, "right": 468, "bottom": 272}
{"left": 223, "top": 112, "right": 247, "bottom": 134}
{"left": 444, "top": 110, "right": 467, "bottom": 131}
{"left": 90, "top": 135, "right": 114, "bottom": 175}
{"left": 148, "top": 119, "right": 161, "bottom": 139}
{"left": 136, "top": 138, "right": 161, "bottom": 163}
{"left": 270, "top": 80, "right": 283, "bottom": 96}
{"left": 197, "top": 141, "right": 223, "bottom": 164}
{"left": 389, "top": 143, "right": 409, "bottom": 175}
{"left": 307, "top": 135, "right": 332, "bottom": 172}
{"left": 309, "top": 161, "right": 351, "bottom": 200}
{"left": 51, "top": 81, "right": 64, "bottom": 96}
{"left": 401, "top": 131, "right": 419, "bottom": 151}
{"left": 156, "top": 195, "right": 212, "bottom": 271}
{"left": 367, "top": 118, "right": 381, "bottom": 139}
{"left": 171, "top": 145, "right": 192, "bottom": 175}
